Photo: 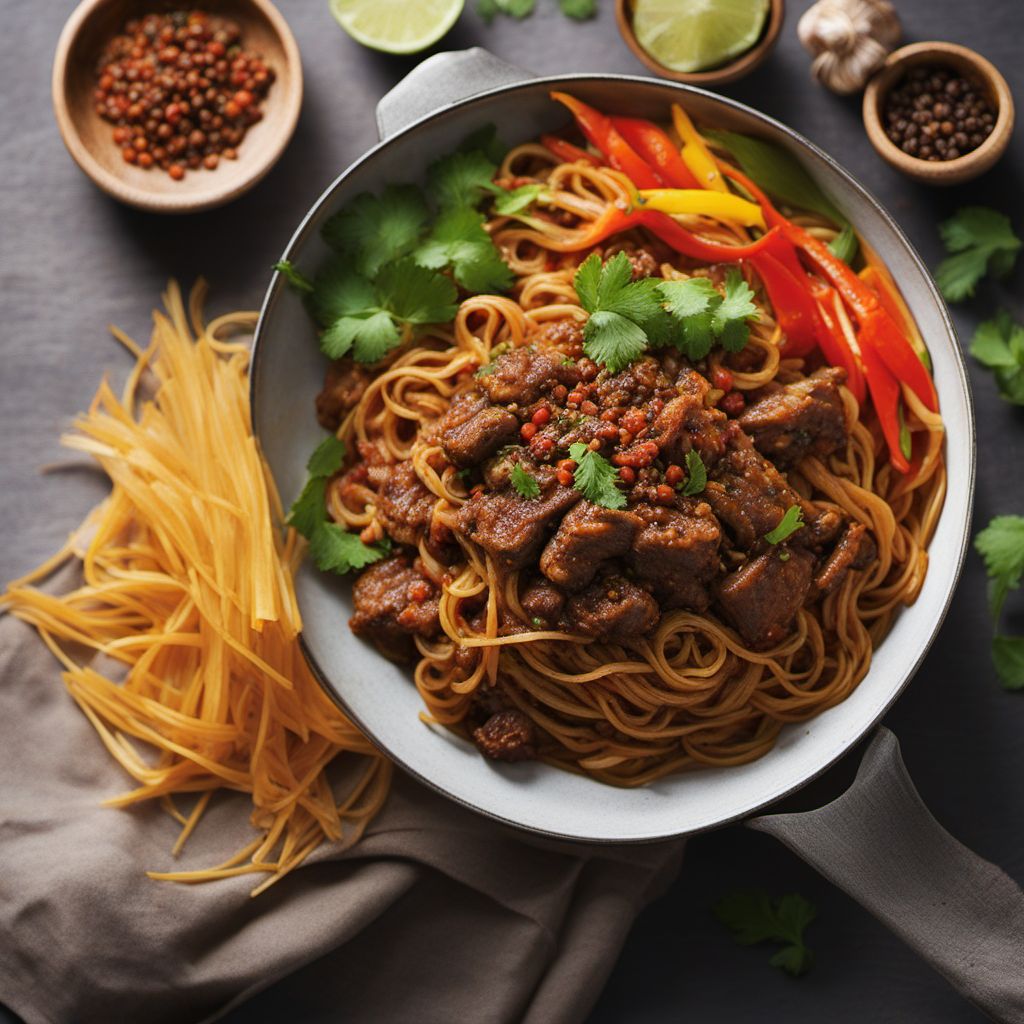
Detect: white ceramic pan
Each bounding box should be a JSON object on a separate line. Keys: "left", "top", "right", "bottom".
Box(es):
{"left": 252, "top": 50, "right": 1024, "bottom": 1019}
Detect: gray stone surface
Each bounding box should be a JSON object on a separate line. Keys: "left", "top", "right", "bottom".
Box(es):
{"left": 1, "top": 0, "right": 1022, "bottom": 1021}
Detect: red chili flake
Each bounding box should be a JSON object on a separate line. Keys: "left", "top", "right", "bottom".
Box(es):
{"left": 556, "top": 469, "right": 574, "bottom": 487}
{"left": 551, "top": 384, "right": 568, "bottom": 403}
{"left": 720, "top": 391, "right": 746, "bottom": 416}
{"left": 621, "top": 408, "right": 646, "bottom": 435}
{"left": 520, "top": 422, "right": 538, "bottom": 441}
{"left": 567, "top": 390, "right": 584, "bottom": 407}
{"left": 580, "top": 400, "right": 598, "bottom": 416}
{"left": 531, "top": 406, "right": 551, "bottom": 426}
{"left": 618, "top": 465, "right": 636, "bottom": 485}
{"left": 409, "top": 581, "right": 431, "bottom": 603}
{"left": 655, "top": 484, "right": 675, "bottom": 504}
{"left": 664, "top": 464, "right": 684, "bottom": 486}
{"left": 556, "top": 458, "right": 577, "bottom": 473}
{"left": 711, "top": 366, "right": 734, "bottom": 392}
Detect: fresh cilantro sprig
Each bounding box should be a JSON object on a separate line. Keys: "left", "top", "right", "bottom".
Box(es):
{"left": 970, "top": 311, "right": 1024, "bottom": 405}
{"left": 573, "top": 254, "right": 760, "bottom": 373}
{"left": 764, "top": 504, "right": 804, "bottom": 545}
{"left": 494, "top": 183, "right": 547, "bottom": 216}
{"left": 568, "top": 442, "right": 625, "bottom": 509}
{"left": 975, "top": 515, "right": 1024, "bottom": 689}
{"left": 510, "top": 463, "right": 541, "bottom": 499}
{"left": 681, "top": 450, "right": 707, "bottom": 497}
{"left": 287, "top": 436, "right": 388, "bottom": 575}
{"left": 477, "top": 0, "right": 596, "bottom": 22}
{"left": 713, "top": 890, "right": 817, "bottom": 977}
{"left": 935, "top": 207, "right": 1021, "bottom": 302}
{"left": 279, "top": 129, "right": 519, "bottom": 366}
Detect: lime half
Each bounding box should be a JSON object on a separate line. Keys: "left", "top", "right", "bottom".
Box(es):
{"left": 329, "top": 0, "right": 464, "bottom": 55}
{"left": 632, "top": 0, "right": 770, "bottom": 74}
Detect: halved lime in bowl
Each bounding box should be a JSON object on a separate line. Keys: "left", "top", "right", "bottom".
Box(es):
{"left": 329, "top": 0, "right": 465, "bottom": 55}
{"left": 631, "top": 0, "right": 770, "bottom": 74}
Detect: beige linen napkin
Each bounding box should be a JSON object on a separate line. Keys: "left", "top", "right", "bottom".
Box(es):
{"left": 0, "top": 588, "right": 684, "bottom": 1024}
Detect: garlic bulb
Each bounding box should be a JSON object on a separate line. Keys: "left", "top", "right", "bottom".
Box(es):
{"left": 797, "top": 0, "right": 902, "bottom": 95}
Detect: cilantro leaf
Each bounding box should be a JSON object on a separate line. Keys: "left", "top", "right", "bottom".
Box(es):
{"left": 658, "top": 277, "right": 719, "bottom": 359}
{"left": 713, "top": 890, "right": 816, "bottom": 977}
{"left": 308, "top": 263, "right": 378, "bottom": 329}
{"left": 306, "top": 435, "right": 347, "bottom": 478}
{"left": 975, "top": 515, "right": 1024, "bottom": 620}
{"left": 993, "top": 636, "right": 1024, "bottom": 690}
{"left": 935, "top": 207, "right": 1021, "bottom": 302}
{"left": 568, "top": 442, "right": 625, "bottom": 509}
{"left": 458, "top": 124, "right": 507, "bottom": 164}
{"left": 477, "top": 0, "right": 535, "bottom": 21}
{"left": 494, "top": 183, "right": 546, "bottom": 215}
{"left": 321, "top": 186, "right": 429, "bottom": 279}
{"left": 309, "top": 521, "right": 387, "bottom": 574}
{"left": 573, "top": 252, "right": 603, "bottom": 311}
{"left": 414, "top": 207, "right": 513, "bottom": 294}
{"left": 764, "top": 505, "right": 804, "bottom": 544}
{"left": 321, "top": 311, "right": 401, "bottom": 362}
{"left": 374, "top": 259, "right": 459, "bottom": 325}
{"left": 713, "top": 270, "right": 760, "bottom": 352}
{"left": 970, "top": 311, "right": 1024, "bottom": 405}
{"left": 558, "top": 0, "right": 596, "bottom": 18}
{"left": 274, "top": 259, "right": 314, "bottom": 293}
{"left": 287, "top": 476, "right": 328, "bottom": 540}
{"left": 510, "top": 463, "right": 541, "bottom": 499}
{"left": 583, "top": 310, "right": 649, "bottom": 374}
{"left": 681, "top": 450, "right": 707, "bottom": 496}
{"left": 428, "top": 149, "right": 502, "bottom": 210}
{"left": 827, "top": 223, "right": 859, "bottom": 265}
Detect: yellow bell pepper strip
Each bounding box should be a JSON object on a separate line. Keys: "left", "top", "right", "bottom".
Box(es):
{"left": 637, "top": 188, "right": 766, "bottom": 229}
{"left": 671, "top": 104, "right": 728, "bottom": 192}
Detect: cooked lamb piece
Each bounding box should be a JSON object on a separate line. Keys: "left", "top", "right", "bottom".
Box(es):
{"left": 803, "top": 507, "right": 844, "bottom": 549}
{"left": 602, "top": 241, "right": 659, "bottom": 279}
{"left": 739, "top": 367, "right": 849, "bottom": 464}
{"left": 540, "top": 502, "right": 641, "bottom": 591}
{"left": 478, "top": 346, "right": 580, "bottom": 406}
{"left": 650, "top": 370, "right": 730, "bottom": 467}
{"left": 349, "top": 556, "right": 441, "bottom": 659}
{"left": 815, "top": 522, "right": 877, "bottom": 594}
{"left": 715, "top": 547, "right": 815, "bottom": 648}
{"left": 472, "top": 709, "right": 537, "bottom": 762}
{"left": 376, "top": 461, "right": 436, "bottom": 547}
{"left": 437, "top": 391, "right": 520, "bottom": 468}
{"left": 482, "top": 447, "right": 538, "bottom": 491}
{"left": 565, "top": 575, "right": 660, "bottom": 643}
{"left": 530, "top": 318, "right": 585, "bottom": 357}
{"left": 519, "top": 576, "right": 566, "bottom": 627}
{"left": 703, "top": 431, "right": 805, "bottom": 550}
{"left": 629, "top": 501, "right": 721, "bottom": 612}
{"left": 457, "top": 480, "right": 580, "bottom": 570}
{"left": 592, "top": 356, "right": 674, "bottom": 411}
{"left": 316, "top": 359, "right": 373, "bottom": 431}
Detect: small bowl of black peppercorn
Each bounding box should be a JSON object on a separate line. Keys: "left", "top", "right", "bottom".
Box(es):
{"left": 863, "top": 41, "right": 1013, "bottom": 186}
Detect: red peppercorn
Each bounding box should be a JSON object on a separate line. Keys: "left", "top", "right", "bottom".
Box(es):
{"left": 552, "top": 384, "right": 568, "bottom": 403}
{"left": 567, "top": 390, "right": 584, "bottom": 407}
{"left": 408, "top": 581, "right": 430, "bottom": 603}
{"left": 597, "top": 423, "right": 619, "bottom": 441}
{"left": 556, "top": 469, "right": 574, "bottom": 487}
{"left": 711, "top": 366, "right": 734, "bottom": 392}
{"left": 531, "top": 436, "right": 555, "bottom": 458}
{"left": 556, "top": 459, "right": 577, "bottom": 473}
{"left": 720, "top": 391, "right": 746, "bottom": 416}
{"left": 655, "top": 484, "right": 675, "bottom": 504}
{"left": 580, "top": 400, "right": 598, "bottom": 416}
{"left": 618, "top": 466, "right": 636, "bottom": 485}
{"left": 531, "top": 406, "right": 551, "bottom": 426}
{"left": 520, "top": 422, "right": 538, "bottom": 441}
{"left": 168, "top": 163, "right": 185, "bottom": 180}
{"left": 664, "top": 464, "right": 684, "bottom": 486}
{"left": 621, "top": 408, "right": 646, "bottom": 435}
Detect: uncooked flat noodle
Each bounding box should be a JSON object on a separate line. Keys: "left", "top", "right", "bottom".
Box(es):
{"left": 330, "top": 141, "right": 946, "bottom": 786}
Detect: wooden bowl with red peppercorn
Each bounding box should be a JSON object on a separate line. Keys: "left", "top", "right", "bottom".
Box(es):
{"left": 863, "top": 41, "right": 1013, "bottom": 186}
{"left": 53, "top": 0, "right": 301, "bottom": 212}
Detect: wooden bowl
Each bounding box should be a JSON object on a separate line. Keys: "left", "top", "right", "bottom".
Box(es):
{"left": 863, "top": 41, "right": 1013, "bottom": 186}
{"left": 52, "top": 0, "right": 302, "bottom": 213}
{"left": 614, "top": 0, "right": 784, "bottom": 87}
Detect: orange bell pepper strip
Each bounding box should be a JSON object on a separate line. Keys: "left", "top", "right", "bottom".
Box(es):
{"left": 807, "top": 283, "right": 867, "bottom": 406}
{"left": 748, "top": 251, "right": 822, "bottom": 359}
{"left": 540, "top": 134, "right": 601, "bottom": 167}
{"left": 610, "top": 116, "right": 701, "bottom": 189}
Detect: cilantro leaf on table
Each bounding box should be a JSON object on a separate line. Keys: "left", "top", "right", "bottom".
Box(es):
{"left": 477, "top": 0, "right": 535, "bottom": 21}
{"left": 510, "top": 463, "right": 541, "bottom": 499}
{"left": 681, "top": 450, "right": 707, "bottom": 497}
{"left": 273, "top": 259, "right": 314, "bottom": 293}
{"left": 428, "top": 148, "right": 503, "bottom": 210}
{"left": 414, "top": 206, "right": 514, "bottom": 294}
{"left": 935, "top": 207, "right": 1021, "bottom": 302}
{"left": 970, "top": 311, "right": 1024, "bottom": 405}
{"left": 764, "top": 505, "right": 804, "bottom": 545}
{"left": 975, "top": 515, "right": 1024, "bottom": 690}
{"left": 558, "top": 0, "right": 597, "bottom": 18}
{"left": 321, "top": 185, "right": 429, "bottom": 279}
{"left": 568, "top": 442, "right": 625, "bottom": 509}
{"left": 494, "top": 183, "right": 546, "bottom": 215}
{"left": 713, "top": 890, "right": 816, "bottom": 977}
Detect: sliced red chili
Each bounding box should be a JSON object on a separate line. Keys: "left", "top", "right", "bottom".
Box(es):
{"left": 610, "top": 116, "right": 701, "bottom": 189}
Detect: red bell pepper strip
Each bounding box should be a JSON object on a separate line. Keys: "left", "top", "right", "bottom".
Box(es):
{"left": 747, "top": 252, "right": 820, "bottom": 358}
{"left": 808, "top": 284, "right": 867, "bottom": 406}
{"left": 550, "top": 92, "right": 664, "bottom": 189}
{"left": 635, "top": 211, "right": 786, "bottom": 263}
{"left": 610, "top": 117, "right": 701, "bottom": 189}
{"left": 857, "top": 328, "right": 910, "bottom": 474}
{"left": 540, "top": 134, "right": 601, "bottom": 167}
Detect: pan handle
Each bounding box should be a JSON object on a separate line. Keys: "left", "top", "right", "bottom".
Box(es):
{"left": 749, "top": 727, "right": 1024, "bottom": 1022}
{"left": 375, "top": 48, "right": 536, "bottom": 141}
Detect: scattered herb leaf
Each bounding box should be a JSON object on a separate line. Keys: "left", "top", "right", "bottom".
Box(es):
{"left": 568, "top": 441, "right": 625, "bottom": 510}
{"left": 764, "top": 504, "right": 805, "bottom": 545}
{"left": 558, "top": 0, "right": 597, "bottom": 16}
{"left": 713, "top": 270, "right": 760, "bottom": 352}
{"left": 713, "top": 890, "right": 817, "bottom": 977}
{"left": 935, "top": 207, "right": 1021, "bottom": 302}
{"left": 308, "top": 521, "right": 387, "bottom": 574}
{"left": 477, "top": 0, "right": 535, "bottom": 21}
{"left": 969, "top": 311, "right": 1024, "bottom": 405}
{"left": 975, "top": 515, "right": 1024, "bottom": 690}
{"left": 414, "top": 206, "right": 514, "bottom": 294}
{"left": 681, "top": 450, "right": 707, "bottom": 496}
{"left": 305, "top": 434, "right": 347, "bottom": 478}
{"left": 510, "top": 463, "right": 541, "bottom": 499}
{"left": 428, "top": 148, "right": 503, "bottom": 210}
{"left": 702, "top": 130, "right": 846, "bottom": 227}
{"left": 494, "top": 183, "right": 546, "bottom": 215}
{"left": 273, "top": 258, "right": 314, "bottom": 293}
